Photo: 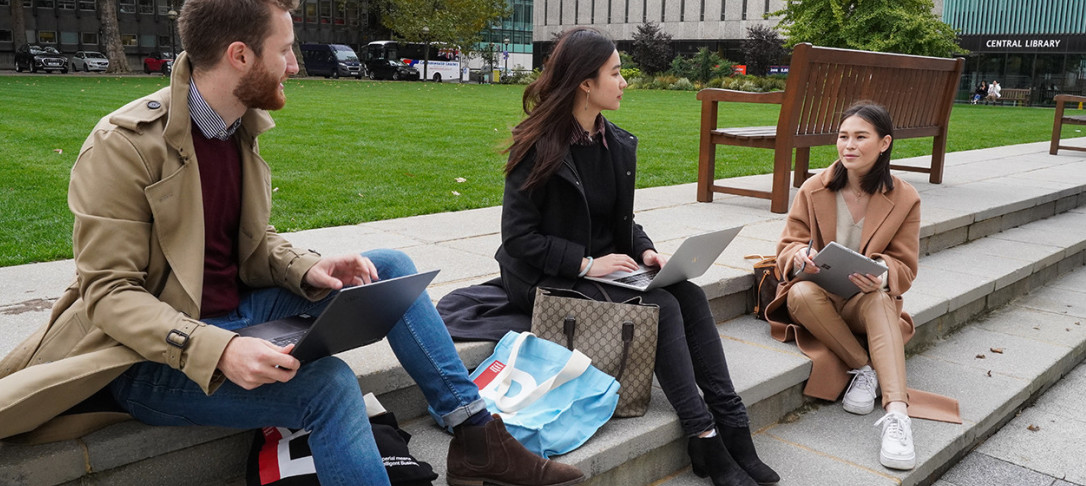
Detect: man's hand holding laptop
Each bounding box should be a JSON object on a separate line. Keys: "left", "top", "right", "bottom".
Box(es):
{"left": 218, "top": 254, "right": 383, "bottom": 390}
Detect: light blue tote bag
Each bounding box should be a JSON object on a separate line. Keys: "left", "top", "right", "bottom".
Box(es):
{"left": 468, "top": 331, "right": 620, "bottom": 458}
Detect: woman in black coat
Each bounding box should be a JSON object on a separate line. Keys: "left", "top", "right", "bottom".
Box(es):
{"left": 495, "top": 28, "right": 779, "bottom": 486}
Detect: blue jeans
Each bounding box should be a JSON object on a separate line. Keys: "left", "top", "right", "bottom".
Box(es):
{"left": 108, "top": 249, "right": 486, "bottom": 486}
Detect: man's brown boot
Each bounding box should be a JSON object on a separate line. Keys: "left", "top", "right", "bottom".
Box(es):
{"left": 447, "top": 415, "right": 585, "bottom": 486}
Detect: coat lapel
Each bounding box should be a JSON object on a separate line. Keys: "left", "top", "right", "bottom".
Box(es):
{"left": 810, "top": 170, "right": 838, "bottom": 248}
{"left": 860, "top": 189, "right": 894, "bottom": 254}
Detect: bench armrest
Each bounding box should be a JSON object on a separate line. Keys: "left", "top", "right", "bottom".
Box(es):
{"left": 696, "top": 88, "right": 784, "bottom": 104}
{"left": 1054, "top": 94, "right": 1086, "bottom": 105}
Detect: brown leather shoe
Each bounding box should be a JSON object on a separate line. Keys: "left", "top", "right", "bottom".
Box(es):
{"left": 447, "top": 415, "right": 585, "bottom": 486}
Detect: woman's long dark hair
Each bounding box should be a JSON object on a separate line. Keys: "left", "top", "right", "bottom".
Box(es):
{"left": 504, "top": 28, "right": 617, "bottom": 191}
{"left": 828, "top": 101, "right": 895, "bottom": 195}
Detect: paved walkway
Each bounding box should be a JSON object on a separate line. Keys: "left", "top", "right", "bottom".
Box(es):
{"left": 936, "top": 359, "right": 1086, "bottom": 486}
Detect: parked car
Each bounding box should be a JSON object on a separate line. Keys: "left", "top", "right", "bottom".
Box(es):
{"left": 143, "top": 51, "right": 174, "bottom": 75}
{"left": 300, "top": 44, "right": 363, "bottom": 79}
{"left": 366, "top": 59, "right": 419, "bottom": 81}
{"left": 14, "top": 45, "right": 68, "bottom": 73}
{"left": 70, "top": 51, "right": 109, "bottom": 72}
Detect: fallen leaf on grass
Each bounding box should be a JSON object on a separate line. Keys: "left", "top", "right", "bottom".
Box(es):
{"left": 976, "top": 354, "right": 986, "bottom": 359}
{"left": 272, "top": 187, "right": 279, "bottom": 192}
{"left": 455, "top": 177, "right": 467, "bottom": 183}
{"left": 990, "top": 347, "right": 1004, "bottom": 354}
{"left": 451, "top": 191, "right": 461, "bottom": 196}
{"left": 53, "top": 149, "right": 63, "bottom": 154}
{"left": 987, "top": 370, "right": 992, "bottom": 377}
{"left": 1027, "top": 424, "right": 1041, "bottom": 432}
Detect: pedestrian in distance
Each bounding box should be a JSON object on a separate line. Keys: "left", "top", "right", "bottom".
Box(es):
{"left": 495, "top": 27, "right": 780, "bottom": 486}
{"left": 0, "top": 1, "right": 585, "bottom": 485}
{"left": 972, "top": 81, "right": 987, "bottom": 104}
{"left": 985, "top": 80, "right": 1002, "bottom": 104}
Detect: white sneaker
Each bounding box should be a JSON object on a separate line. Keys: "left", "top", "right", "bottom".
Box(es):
{"left": 842, "top": 365, "right": 878, "bottom": 415}
{"left": 874, "top": 411, "right": 915, "bottom": 470}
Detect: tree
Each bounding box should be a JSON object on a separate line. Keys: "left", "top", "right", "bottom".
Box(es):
{"left": 772, "top": 0, "right": 963, "bottom": 58}
{"left": 98, "top": 0, "right": 131, "bottom": 73}
{"left": 378, "top": 0, "right": 509, "bottom": 62}
{"left": 741, "top": 25, "right": 785, "bottom": 76}
{"left": 631, "top": 21, "right": 672, "bottom": 75}
{"left": 9, "top": 0, "right": 27, "bottom": 52}
{"left": 669, "top": 48, "right": 733, "bottom": 83}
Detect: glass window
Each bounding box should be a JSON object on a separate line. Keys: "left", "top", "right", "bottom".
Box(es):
{"left": 156, "top": 0, "right": 168, "bottom": 15}
{"left": 320, "top": 0, "right": 330, "bottom": 22}
{"left": 305, "top": 2, "right": 317, "bottom": 23}
{"left": 119, "top": 0, "right": 135, "bottom": 13}
{"left": 0, "top": 0, "right": 8, "bottom": 6}
{"left": 36, "top": 0, "right": 54, "bottom": 7}
{"left": 81, "top": 31, "right": 98, "bottom": 45}
{"left": 38, "top": 31, "right": 57, "bottom": 43}
{"left": 138, "top": 0, "right": 153, "bottom": 14}
{"left": 60, "top": 31, "right": 78, "bottom": 44}
{"left": 0, "top": 30, "right": 11, "bottom": 42}
{"left": 58, "top": 0, "right": 74, "bottom": 8}
{"left": 140, "top": 34, "right": 156, "bottom": 47}
{"left": 78, "top": 1, "right": 93, "bottom": 10}
{"left": 121, "top": 34, "right": 138, "bottom": 46}
{"left": 158, "top": 35, "right": 170, "bottom": 46}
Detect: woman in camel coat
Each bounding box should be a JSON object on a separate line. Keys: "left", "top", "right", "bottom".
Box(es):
{"left": 763, "top": 102, "right": 958, "bottom": 472}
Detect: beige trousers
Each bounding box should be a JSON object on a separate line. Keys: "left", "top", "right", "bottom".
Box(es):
{"left": 786, "top": 281, "right": 908, "bottom": 407}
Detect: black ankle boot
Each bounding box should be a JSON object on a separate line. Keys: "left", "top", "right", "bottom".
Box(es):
{"left": 687, "top": 435, "right": 757, "bottom": 486}
{"left": 718, "top": 425, "right": 780, "bottom": 484}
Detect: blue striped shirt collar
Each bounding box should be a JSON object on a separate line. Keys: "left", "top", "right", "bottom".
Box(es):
{"left": 188, "top": 79, "right": 242, "bottom": 141}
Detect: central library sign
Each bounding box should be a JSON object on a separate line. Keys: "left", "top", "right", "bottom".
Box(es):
{"left": 959, "top": 34, "right": 1086, "bottom": 53}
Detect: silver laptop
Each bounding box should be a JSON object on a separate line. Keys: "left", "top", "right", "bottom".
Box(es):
{"left": 238, "top": 270, "right": 438, "bottom": 363}
{"left": 797, "top": 241, "right": 887, "bottom": 298}
{"left": 586, "top": 227, "right": 741, "bottom": 291}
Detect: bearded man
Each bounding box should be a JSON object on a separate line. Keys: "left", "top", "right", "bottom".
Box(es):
{"left": 0, "top": 1, "right": 585, "bottom": 485}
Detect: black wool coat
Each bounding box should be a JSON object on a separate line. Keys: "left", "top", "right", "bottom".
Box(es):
{"left": 495, "top": 119, "right": 655, "bottom": 312}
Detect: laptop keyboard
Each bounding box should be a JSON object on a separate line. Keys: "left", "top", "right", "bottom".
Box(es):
{"left": 269, "top": 330, "right": 307, "bottom": 347}
{"left": 613, "top": 269, "right": 659, "bottom": 287}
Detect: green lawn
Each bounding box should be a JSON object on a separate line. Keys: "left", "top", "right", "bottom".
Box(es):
{"left": 0, "top": 75, "right": 1074, "bottom": 267}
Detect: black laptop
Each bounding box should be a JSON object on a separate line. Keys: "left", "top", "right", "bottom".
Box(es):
{"left": 238, "top": 270, "right": 439, "bottom": 362}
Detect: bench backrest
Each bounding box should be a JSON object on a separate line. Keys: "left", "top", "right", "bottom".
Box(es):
{"left": 778, "top": 43, "right": 964, "bottom": 146}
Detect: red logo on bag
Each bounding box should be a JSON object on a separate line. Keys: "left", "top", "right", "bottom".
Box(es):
{"left": 473, "top": 360, "right": 505, "bottom": 389}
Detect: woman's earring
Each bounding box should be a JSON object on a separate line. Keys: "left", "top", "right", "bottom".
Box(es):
{"left": 585, "top": 90, "right": 590, "bottom": 111}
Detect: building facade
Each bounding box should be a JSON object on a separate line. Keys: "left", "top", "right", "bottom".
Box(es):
{"left": 531, "top": 0, "right": 786, "bottom": 67}
{"left": 0, "top": 0, "right": 372, "bottom": 70}
{"left": 943, "top": 0, "right": 1086, "bottom": 103}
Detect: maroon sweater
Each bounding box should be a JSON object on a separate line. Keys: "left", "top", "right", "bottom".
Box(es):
{"left": 191, "top": 121, "right": 242, "bottom": 318}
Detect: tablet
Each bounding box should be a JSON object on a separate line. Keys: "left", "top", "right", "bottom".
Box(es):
{"left": 797, "top": 241, "right": 888, "bottom": 298}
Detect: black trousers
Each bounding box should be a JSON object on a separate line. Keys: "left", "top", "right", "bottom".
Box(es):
{"left": 534, "top": 277, "right": 750, "bottom": 436}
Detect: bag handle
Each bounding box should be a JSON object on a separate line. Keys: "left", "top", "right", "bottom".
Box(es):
{"left": 490, "top": 332, "right": 593, "bottom": 413}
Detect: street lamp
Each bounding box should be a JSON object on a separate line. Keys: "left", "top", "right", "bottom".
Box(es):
{"left": 503, "top": 37, "right": 509, "bottom": 82}
{"left": 488, "top": 42, "right": 495, "bottom": 83}
{"left": 422, "top": 26, "right": 430, "bottom": 82}
{"left": 166, "top": 7, "right": 178, "bottom": 61}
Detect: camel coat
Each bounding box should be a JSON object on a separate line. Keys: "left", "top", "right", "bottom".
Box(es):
{"left": 763, "top": 164, "right": 959, "bottom": 423}
{"left": 0, "top": 54, "right": 326, "bottom": 443}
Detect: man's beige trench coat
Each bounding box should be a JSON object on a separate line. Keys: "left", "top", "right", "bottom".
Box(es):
{"left": 0, "top": 54, "right": 326, "bottom": 443}
{"left": 763, "top": 164, "right": 960, "bottom": 423}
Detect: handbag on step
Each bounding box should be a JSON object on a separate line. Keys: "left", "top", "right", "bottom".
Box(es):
{"left": 469, "top": 331, "right": 620, "bottom": 458}
{"left": 746, "top": 254, "right": 780, "bottom": 321}
{"left": 530, "top": 286, "right": 659, "bottom": 417}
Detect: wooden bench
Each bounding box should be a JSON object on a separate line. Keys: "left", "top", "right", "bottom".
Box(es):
{"left": 696, "top": 42, "right": 964, "bottom": 213}
{"left": 998, "top": 88, "right": 1032, "bottom": 106}
{"left": 1050, "top": 94, "right": 1086, "bottom": 155}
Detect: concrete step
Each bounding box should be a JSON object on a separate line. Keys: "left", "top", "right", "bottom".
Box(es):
{"left": 399, "top": 206, "right": 1086, "bottom": 486}
{"left": 661, "top": 263, "right": 1086, "bottom": 486}
{"left": 2, "top": 145, "right": 1086, "bottom": 485}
